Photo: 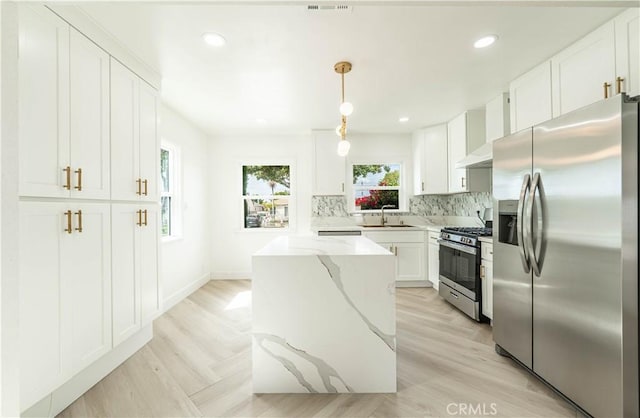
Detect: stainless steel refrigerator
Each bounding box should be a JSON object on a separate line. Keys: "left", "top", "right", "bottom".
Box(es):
{"left": 492, "top": 94, "right": 638, "bottom": 418}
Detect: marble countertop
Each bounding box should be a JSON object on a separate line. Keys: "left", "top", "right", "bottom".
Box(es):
{"left": 478, "top": 236, "right": 494, "bottom": 244}
{"left": 254, "top": 235, "right": 393, "bottom": 256}
{"left": 311, "top": 215, "right": 483, "bottom": 233}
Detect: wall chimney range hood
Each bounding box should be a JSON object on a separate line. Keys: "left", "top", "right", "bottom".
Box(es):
{"left": 455, "top": 142, "right": 493, "bottom": 168}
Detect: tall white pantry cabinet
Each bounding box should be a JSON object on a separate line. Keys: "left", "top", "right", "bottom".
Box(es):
{"left": 17, "top": 5, "right": 160, "bottom": 414}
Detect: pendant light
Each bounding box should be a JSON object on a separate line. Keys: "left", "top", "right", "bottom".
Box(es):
{"left": 334, "top": 61, "right": 352, "bottom": 156}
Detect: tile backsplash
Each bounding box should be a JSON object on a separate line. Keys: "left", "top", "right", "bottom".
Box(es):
{"left": 311, "top": 192, "right": 492, "bottom": 217}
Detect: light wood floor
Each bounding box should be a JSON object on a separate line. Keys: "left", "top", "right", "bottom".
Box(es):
{"left": 59, "top": 280, "right": 577, "bottom": 417}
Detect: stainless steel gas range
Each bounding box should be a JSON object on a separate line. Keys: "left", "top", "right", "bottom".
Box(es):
{"left": 438, "top": 227, "right": 492, "bottom": 322}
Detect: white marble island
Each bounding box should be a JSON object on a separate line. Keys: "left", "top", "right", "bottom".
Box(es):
{"left": 252, "top": 235, "right": 396, "bottom": 393}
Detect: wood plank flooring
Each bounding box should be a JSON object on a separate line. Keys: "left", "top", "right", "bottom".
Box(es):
{"left": 59, "top": 280, "right": 577, "bottom": 417}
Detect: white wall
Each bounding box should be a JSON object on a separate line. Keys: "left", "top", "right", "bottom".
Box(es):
{"left": 209, "top": 132, "right": 411, "bottom": 277}
{"left": 160, "top": 105, "right": 212, "bottom": 311}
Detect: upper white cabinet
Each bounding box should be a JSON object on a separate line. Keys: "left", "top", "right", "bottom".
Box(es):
{"left": 485, "top": 93, "right": 510, "bottom": 142}
{"left": 551, "top": 21, "right": 616, "bottom": 117}
{"left": 19, "top": 201, "right": 111, "bottom": 410}
{"left": 112, "top": 204, "right": 160, "bottom": 347}
{"left": 111, "top": 58, "right": 159, "bottom": 202}
{"left": 413, "top": 124, "right": 448, "bottom": 195}
{"left": 312, "top": 130, "right": 346, "bottom": 195}
{"left": 509, "top": 61, "right": 553, "bottom": 133}
{"left": 615, "top": 8, "right": 640, "bottom": 97}
{"left": 19, "top": 6, "right": 110, "bottom": 199}
{"left": 447, "top": 110, "right": 490, "bottom": 193}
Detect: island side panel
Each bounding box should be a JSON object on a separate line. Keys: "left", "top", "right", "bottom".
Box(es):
{"left": 252, "top": 253, "right": 396, "bottom": 393}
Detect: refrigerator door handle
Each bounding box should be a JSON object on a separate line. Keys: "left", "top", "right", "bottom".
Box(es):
{"left": 517, "top": 174, "right": 531, "bottom": 273}
{"left": 526, "top": 172, "right": 542, "bottom": 276}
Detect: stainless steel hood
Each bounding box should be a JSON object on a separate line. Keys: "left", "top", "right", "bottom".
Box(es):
{"left": 455, "top": 142, "right": 493, "bottom": 168}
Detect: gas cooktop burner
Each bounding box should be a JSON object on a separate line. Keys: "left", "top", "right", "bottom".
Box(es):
{"left": 441, "top": 227, "right": 493, "bottom": 237}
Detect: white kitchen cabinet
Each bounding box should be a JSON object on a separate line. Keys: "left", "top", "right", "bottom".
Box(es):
{"left": 480, "top": 241, "right": 493, "bottom": 320}
{"left": 427, "top": 231, "right": 440, "bottom": 290}
{"left": 19, "top": 201, "right": 111, "bottom": 410}
{"left": 413, "top": 124, "right": 448, "bottom": 195}
{"left": 112, "top": 204, "right": 160, "bottom": 347}
{"left": 111, "top": 58, "right": 159, "bottom": 202}
{"left": 615, "top": 8, "right": 640, "bottom": 97}
{"left": 447, "top": 110, "right": 491, "bottom": 193}
{"left": 509, "top": 61, "right": 553, "bottom": 133}
{"left": 312, "top": 130, "right": 346, "bottom": 195}
{"left": 485, "top": 93, "right": 510, "bottom": 143}
{"left": 19, "top": 6, "right": 110, "bottom": 200}
{"left": 551, "top": 21, "right": 616, "bottom": 117}
{"left": 364, "top": 230, "right": 427, "bottom": 285}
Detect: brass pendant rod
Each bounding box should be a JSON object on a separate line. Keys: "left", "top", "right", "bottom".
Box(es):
{"left": 341, "top": 72, "right": 345, "bottom": 104}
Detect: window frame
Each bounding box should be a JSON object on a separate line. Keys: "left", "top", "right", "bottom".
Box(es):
{"left": 239, "top": 160, "right": 296, "bottom": 233}
{"left": 348, "top": 160, "right": 406, "bottom": 213}
{"left": 160, "top": 140, "right": 182, "bottom": 241}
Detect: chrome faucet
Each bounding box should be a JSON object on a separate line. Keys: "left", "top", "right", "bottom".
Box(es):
{"left": 380, "top": 205, "right": 396, "bottom": 226}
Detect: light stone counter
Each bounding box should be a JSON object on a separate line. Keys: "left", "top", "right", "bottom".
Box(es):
{"left": 252, "top": 235, "right": 396, "bottom": 393}
{"left": 478, "top": 236, "right": 494, "bottom": 244}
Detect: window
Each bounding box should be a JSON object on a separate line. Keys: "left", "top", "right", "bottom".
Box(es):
{"left": 160, "top": 142, "right": 181, "bottom": 238}
{"left": 352, "top": 163, "right": 401, "bottom": 211}
{"left": 242, "top": 165, "right": 290, "bottom": 229}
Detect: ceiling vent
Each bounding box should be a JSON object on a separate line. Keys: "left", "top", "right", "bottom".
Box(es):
{"left": 307, "top": 4, "right": 353, "bottom": 12}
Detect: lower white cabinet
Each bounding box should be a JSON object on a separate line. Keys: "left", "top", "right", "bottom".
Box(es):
{"left": 364, "top": 230, "right": 426, "bottom": 284}
{"left": 427, "top": 231, "right": 440, "bottom": 289}
{"left": 480, "top": 241, "right": 494, "bottom": 320}
{"left": 111, "top": 204, "right": 160, "bottom": 347}
{"left": 19, "top": 201, "right": 111, "bottom": 410}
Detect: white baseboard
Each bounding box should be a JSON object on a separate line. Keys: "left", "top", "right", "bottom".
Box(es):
{"left": 162, "top": 272, "right": 211, "bottom": 313}
{"left": 210, "top": 272, "right": 251, "bottom": 280}
{"left": 396, "top": 280, "right": 432, "bottom": 288}
{"left": 22, "top": 325, "right": 153, "bottom": 418}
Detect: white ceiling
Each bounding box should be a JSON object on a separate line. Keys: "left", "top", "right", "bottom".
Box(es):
{"left": 78, "top": 2, "right": 625, "bottom": 136}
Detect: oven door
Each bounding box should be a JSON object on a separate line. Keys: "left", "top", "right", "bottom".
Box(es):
{"left": 438, "top": 240, "right": 479, "bottom": 300}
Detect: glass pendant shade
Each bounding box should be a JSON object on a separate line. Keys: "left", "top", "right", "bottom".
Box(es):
{"left": 337, "top": 139, "right": 351, "bottom": 156}
{"left": 339, "top": 101, "right": 354, "bottom": 116}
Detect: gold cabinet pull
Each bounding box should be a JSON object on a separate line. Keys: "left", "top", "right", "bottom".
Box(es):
{"left": 74, "top": 168, "right": 82, "bottom": 191}
{"left": 480, "top": 264, "right": 485, "bottom": 279}
{"left": 143, "top": 209, "right": 148, "bottom": 226}
{"left": 422, "top": 181, "right": 425, "bottom": 192}
{"left": 604, "top": 82, "right": 611, "bottom": 99}
{"left": 64, "top": 210, "right": 73, "bottom": 234}
{"left": 143, "top": 179, "right": 148, "bottom": 196}
{"left": 136, "top": 178, "right": 142, "bottom": 195}
{"left": 616, "top": 76, "right": 625, "bottom": 94}
{"left": 341, "top": 183, "right": 344, "bottom": 193}
{"left": 136, "top": 209, "right": 142, "bottom": 226}
{"left": 461, "top": 177, "right": 466, "bottom": 189}
{"left": 394, "top": 246, "right": 398, "bottom": 256}
{"left": 74, "top": 210, "right": 83, "bottom": 233}
{"left": 63, "top": 166, "right": 71, "bottom": 190}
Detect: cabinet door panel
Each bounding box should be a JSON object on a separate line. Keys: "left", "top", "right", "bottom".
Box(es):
{"left": 18, "top": 6, "right": 70, "bottom": 198}
{"left": 69, "top": 29, "right": 110, "bottom": 200}
{"left": 424, "top": 125, "right": 448, "bottom": 194}
{"left": 509, "top": 61, "right": 553, "bottom": 133}
{"left": 428, "top": 243, "right": 440, "bottom": 289}
{"left": 140, "top": 206, "right": 160, "bottom": 323}
{"left": 313, "top": 131, "right": 346, "bottom": 195}
{"left": 139, "top": 82, "right": 159, "bottom": 201}
{"left": 111, "top": 204, "right": 140, "bottom": 346}
{"left": 65, "top": 204, "right": 111, "bottom": 372}
{"left": 447, "top": 113, "right": 467, "bottom": 193}
{"left": 551, "top": 22, "right": 615, "bottom": 117}
{"left": 19, "top": 202, "right": 69, "bottom": 410}
{"left": 615, "top": 9, "right": 640, "bottom": 97}
{"left": 111, "top": 59, "right": 140, "bottom": 201}
{"left": 396, "top": 243, "right": 424, "bottom": 281}
{"left": 412, "top": 130, "right": 425, "bottom": 195}
{"left": 482, "top": 260, "right": 493, "bottom": 320}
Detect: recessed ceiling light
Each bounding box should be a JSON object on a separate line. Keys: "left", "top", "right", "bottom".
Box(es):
{"left": 399, "top": 117, "right": 409, "bottom": 123}
{"left": 203, "top": 32, "right": 226, "bottom": 47}
{"left": 474, "top": 35, "right": 498, "bottom": 49}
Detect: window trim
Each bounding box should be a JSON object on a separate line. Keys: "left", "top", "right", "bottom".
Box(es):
{"left": 347, "top": 160, "right": 407, "bottom": 213}
{"left": 239, "top": 159, "right": 296, "bottom": 233}
{"left": 160, "top": 140, "right": 182, "bottom": 241}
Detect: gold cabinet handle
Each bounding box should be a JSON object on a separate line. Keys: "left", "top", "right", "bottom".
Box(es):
{"left": 480, "top": 264, "right": 485, "bottom": 279}
{"left": 136, "top": 178, "right": 142, "bottom": 195}
{"left": 143, "top": 209, "right": 148, "bottom": 226}
{"left": 136, "top": 209, "right": 142, "bottom": 227}
{"left": 63, "top": 166, "right": 71, "bottom": 190}
{"left": 74, "top": 210, "right": 83, "bottom": 233}
{"left": 616, "top": 76, "right": 625, "bottom": 94}
{"left": 74, "top": 168, "right": 82, "bottom": 191}
{"left": 64, "top": 210, "right": 73, "bottom": 234}
{"left": 461, "top": 177, "right": 466, "bottom": 189}
{"left": 394, "top": 246, "right": 398, "bottom": 256}
{"left": 341, "top": 183, "right": 344, "bottom": 193}
{"left": 143, "top": 179, "right": 148, "bottom": 196}
{"left": 604, "top": 82, "right": 611, "bottom": 99}
{"left": 422, "top": 181, "right": 424, "bottom": 192}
